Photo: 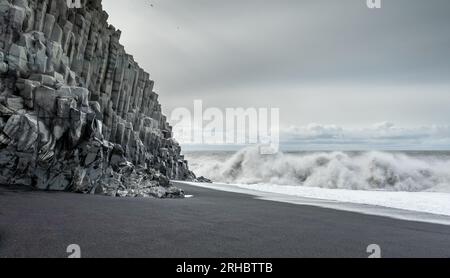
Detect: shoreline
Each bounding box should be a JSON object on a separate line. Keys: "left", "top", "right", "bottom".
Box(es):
{"left": 179, "top": 182, "right": 450, "bottom": 226}
{"left": 1, "top": 183, "right": 450, "bottom": 258}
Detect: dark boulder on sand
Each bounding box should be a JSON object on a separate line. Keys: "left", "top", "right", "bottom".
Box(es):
{"left": 196, "top": 176, "right": 213, "bottom": 183}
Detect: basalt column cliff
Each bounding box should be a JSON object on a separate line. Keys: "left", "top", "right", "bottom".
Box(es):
{"left": 0, "top": 0, "right": 195, "bottom": 197}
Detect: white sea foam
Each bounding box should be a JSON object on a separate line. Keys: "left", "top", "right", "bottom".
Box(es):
{"left": 187, "top": 147, "right": 450, "bottom": 192}
{"left": 182, "top": 181, "right": 450, "bottom": 222}
{"left": 184, "top": 147, "right": 450, "bottom": 219}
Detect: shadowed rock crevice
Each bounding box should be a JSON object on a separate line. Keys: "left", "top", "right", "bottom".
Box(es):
{"left": 0, "top": 0, "right": 195, "bottom": 198}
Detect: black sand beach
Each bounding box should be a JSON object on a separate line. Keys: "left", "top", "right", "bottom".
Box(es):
{"left": 1, "top": 183, "right": 450, "bottom": 258}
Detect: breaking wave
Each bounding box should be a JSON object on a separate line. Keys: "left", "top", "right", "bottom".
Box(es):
{"left": 187, "top": 147, "right": 450, "bottom": 192}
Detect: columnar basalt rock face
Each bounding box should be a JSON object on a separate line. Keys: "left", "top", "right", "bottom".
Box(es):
{"left": 0, "top": 0, "right": 195, "bottom": 197}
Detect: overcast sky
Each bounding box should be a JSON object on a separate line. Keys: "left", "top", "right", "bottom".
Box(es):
{"left": 102, "top": 0, "right": 450, "bottom": 149}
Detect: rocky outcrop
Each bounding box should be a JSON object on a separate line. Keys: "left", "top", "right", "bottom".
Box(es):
{"left": 0, "top": 0, "right": 195, "bottom": 197}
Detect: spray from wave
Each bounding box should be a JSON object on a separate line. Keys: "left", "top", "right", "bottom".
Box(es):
{"left": 186, "top": 147, "right": 450, "bottom": 192}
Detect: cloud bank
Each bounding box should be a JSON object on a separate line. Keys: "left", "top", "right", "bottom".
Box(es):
{"left": 281, "top": 123, "right": 450, "bottom": 150}
{"left": 103, "top": 0, "right": 450, "bottom": 129}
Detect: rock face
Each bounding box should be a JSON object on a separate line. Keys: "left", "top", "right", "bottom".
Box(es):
{"left": 0, "top": 0, "right": 195, "bottom": 197}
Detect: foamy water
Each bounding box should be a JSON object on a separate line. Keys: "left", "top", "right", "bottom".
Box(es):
{"left": 186, "top": 147, "right": 450, "bottom": 193}
{"left": 183, "top": 147, "right": 450, "bottom": 219}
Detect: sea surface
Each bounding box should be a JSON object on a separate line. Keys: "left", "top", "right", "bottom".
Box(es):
{"left": 183, "top": 147, "right": 450, "bottom": 217}
{"left": 185, "top": 147, "right": 450, "bottom": 192}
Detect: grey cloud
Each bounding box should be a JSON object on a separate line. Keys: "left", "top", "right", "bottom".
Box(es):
{"left": 105, "top": 0, "right": 450, "bottom": 89}
{"left": 103, "top": 0, "right": 450, "bottom": 130}
{"left": 281, "top": 123, "right": 450, "bottom": 150}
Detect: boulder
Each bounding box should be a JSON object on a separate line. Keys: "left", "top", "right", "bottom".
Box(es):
{"left": 196, "top": 176, "right": 213, "bottom": 183}
{"left": 6, "top": 96, "right": 24, "bottom": 111}
{"left": 7, "top": 44, "right": 29, "bottom": 74}
{"left": 34, "top": 85, "right": 57, "bottom": 113}
{"left": 20, "top": 32, "right": 47, "bottom": 73}
{"left": 0, "top": 61, "right": 7, "bottom": 73}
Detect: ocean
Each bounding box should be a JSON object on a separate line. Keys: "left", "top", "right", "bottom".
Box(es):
{"left": 183, "top": 147, "right": 450, "bottom": 216}
{"left": 185, "top": 147, "right": 450, "bottom": 192}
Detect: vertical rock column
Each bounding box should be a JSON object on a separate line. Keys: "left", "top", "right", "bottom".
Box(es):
{"left": 0, "top": 0, "right": 195, "bottom": 197}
